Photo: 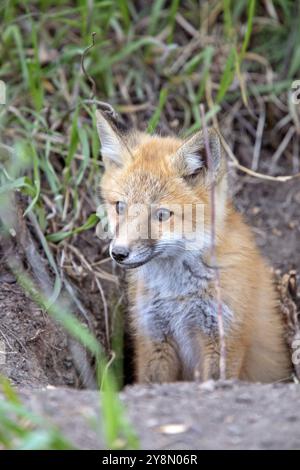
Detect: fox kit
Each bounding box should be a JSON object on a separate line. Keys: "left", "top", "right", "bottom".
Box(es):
{"left": 96, "top": 109, "right": 291, "bottom": 384}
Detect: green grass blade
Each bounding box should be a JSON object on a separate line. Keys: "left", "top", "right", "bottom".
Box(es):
{"left": 147, "top": 88, "right": 168, "bottom": 133}
{"left": 241, "top": 0, "right": 256, "bottom": 58}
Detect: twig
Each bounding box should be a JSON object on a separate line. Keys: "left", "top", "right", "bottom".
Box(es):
{"left": 292, "top": 136, "right": 299, "bottom": 173}
{"left": 1, "top": 194, "right": 98, "bottom": 388}
{"left": 28, "top": 209, "right": 62, "bottom": 306}
{"left": 264, "top": 0, "right": 279, "bottom": 22}
{"left": 67, "top": 244, "right": 110, "bottom": 352}
{"left": 175, "top": 12, "right": 201, "bottom": 38}
{"left": 59, "top": 252, "right": 93, "bottom": 328}
{"left": 14, "top": 197, "right": 54, "bottom": 301}
{"left": 82, "top": 99, "right": 119, "bottom": 119}
{"left": 205, "top": 77, "right": 300, "bottom": 183}
{"left": 252, "top": 100, "right": 265, "bottom": 170}
{"left": 0, "top": 328, "right": 14, "bottom": 351}
{"left": 0, "top": 324, "right": 26, "bottom": 352}
{"left": 270, "top": 126, "right": 295, "bottom": 172}
{"left": 289, "top": 91, "right": 300, "bottom": 134}
{"left": 80, "top": 32, "right": 97, "bottom": 99}
{"left": 216, "top": 129, "right": 300, "bottom": 182}
{"left": 274, "top": 114, "right": 292, "bottom": 132}
{"left": 200, "top": 104, "right": 226, "bottom": 380}
{"left": 68, "top": 337, "right": 98, "bottom": 389}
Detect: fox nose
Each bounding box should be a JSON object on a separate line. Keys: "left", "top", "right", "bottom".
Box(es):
{"left": 111, "top": 246, "right": 130, "bottom": 263}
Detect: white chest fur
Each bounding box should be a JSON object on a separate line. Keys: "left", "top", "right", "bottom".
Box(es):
{"left": 132, "top": 252, "right": 233, "bottom": 371}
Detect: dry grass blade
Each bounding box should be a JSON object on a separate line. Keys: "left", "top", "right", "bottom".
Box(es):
{"left": 67, "top": 244, "right": 110, "bottom": 352}
{"left": 200, "top": 104, "right": 226, "bottom": 381}
{"left": 270, "top": 126, "right": 295, "bottom": 172}
{"left": 252, "top": 99, "right": 266, "bottom": 171}
{"left": 217, "top": 130, "right": 300, "bottom": 183}
{"left": 80, "top": 31, "right": 97, "bottom": 100}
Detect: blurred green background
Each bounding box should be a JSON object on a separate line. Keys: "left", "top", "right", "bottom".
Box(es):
{"left": 0, "top": 0, "right": 300, "bottom": 450}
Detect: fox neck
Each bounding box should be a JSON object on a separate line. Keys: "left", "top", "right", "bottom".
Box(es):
{"left": 135, "top": 248, "right": 214, "bottom": 293}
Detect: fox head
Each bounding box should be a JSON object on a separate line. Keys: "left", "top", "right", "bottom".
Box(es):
{"left": 96, "top": 110, "right": 227, "bottom": 268}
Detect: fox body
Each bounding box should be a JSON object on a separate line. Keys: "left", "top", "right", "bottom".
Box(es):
{"left": 96, "top": 110, "right": 291, "bottom": 383}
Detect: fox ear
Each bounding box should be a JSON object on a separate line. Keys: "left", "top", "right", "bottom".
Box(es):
{"left": 96, "top": 110, "right": 130, "bottom": 168}
{"left": 172, "top": 128, "right": 223, "bottom": 182}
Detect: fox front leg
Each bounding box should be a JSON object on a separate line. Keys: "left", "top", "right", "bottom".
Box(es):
{"left": 194, "top": 333, "right": 246, "bottom": 381}
{"left": 193, "top": 337, "right": 221, "bottom": 381}
{"left": 135, "top": 336, "right": 182, "bottom": 384}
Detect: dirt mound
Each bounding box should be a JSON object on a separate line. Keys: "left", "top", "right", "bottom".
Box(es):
{"left": 17, "top": 380, "right": 300, "bottom": 449}
{"left": 0, "top": 267, "right": 78, "bottom": 388}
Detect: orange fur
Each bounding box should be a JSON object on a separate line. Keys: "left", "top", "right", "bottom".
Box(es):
{"left": 96, "top": 111, "right": 292, "bottom": 384}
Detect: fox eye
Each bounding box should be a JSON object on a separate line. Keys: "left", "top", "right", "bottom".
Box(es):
{"left": 154, "top": 208, "right": 173, "bottom": 222}
{"left": 115, "top": 201, "right": 126, "bottom": 215}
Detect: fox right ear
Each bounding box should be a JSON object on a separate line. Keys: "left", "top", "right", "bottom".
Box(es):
{"left": 172, "top": 128, "right": 223, "bottom": 183}
{"left": 96, "top": 110, "right": 129, "bottom": 168}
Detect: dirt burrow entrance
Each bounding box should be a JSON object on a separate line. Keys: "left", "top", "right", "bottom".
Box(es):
{"left": 1, "top": 176, "right": 299, "bottom": 390}
{"left": 0, "top": 273, "right": 78, "bottom": 388}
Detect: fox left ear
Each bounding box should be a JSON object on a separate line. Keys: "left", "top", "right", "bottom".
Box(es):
{"left": 96, "top": 110, "right": 131, "bottom": 169}
{"left": 172, "top": 128, "right": 224, "bottom": 182}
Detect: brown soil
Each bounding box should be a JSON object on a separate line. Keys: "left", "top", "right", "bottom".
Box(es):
{"left": 234, "top": 177, "right": 300, "bottom": 272}
{"left": 18, "top": 380, "right": 300, "bottom": 450}
{"left": 0, "top": 268, "right": 79, "bottom": 388}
